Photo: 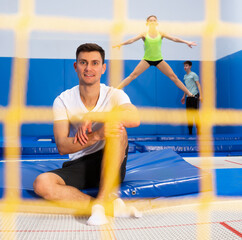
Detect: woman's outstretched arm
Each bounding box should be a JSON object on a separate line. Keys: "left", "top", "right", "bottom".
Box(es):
{"left": 161, "top": 32, "right": 197, "bottom": 48}
{"left": 113, "top": 33, "right": 145, "bottom": 49}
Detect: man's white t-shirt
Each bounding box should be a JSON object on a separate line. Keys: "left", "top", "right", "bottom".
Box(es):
{"left": 53, "top": 83, "right": 131, "bottom": 160}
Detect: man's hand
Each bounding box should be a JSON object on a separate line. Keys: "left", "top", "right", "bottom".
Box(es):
{"left": 187, "top": 92, "right": 194, "bottom": 97}
{"left": 181, "top": 96, "right": 185, "bottom": 104}
{"left": 105, "top": 122, "right": 125, "bottom": 138}
{"left": 93, "top": 122, "right": 124, "bottom": 142}
{"left": 74, "top": 121, "right": 92, "bottom": 145}
{"left": 94, "top": 126, "right": 105, "bottom": 141}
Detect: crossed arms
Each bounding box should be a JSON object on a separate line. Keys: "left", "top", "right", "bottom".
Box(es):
{"left": 54, "top": 103, "right": 140, "bottom": 155}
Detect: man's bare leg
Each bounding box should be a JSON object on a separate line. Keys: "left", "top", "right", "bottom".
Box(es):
{"left": 87, "top": 129, "right": 141, "bottom": 225}
{"left": 87, "top": 128, "right": 128, "bottom": 225}
{"left": 33, "top": 172, "right": 92, "bottom": 212}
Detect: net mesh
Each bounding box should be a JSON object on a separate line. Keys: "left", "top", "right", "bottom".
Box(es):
{"left": 1, "top": 0, "right": 242, "bottom": 239}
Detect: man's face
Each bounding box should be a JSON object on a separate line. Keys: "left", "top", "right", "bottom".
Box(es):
{"left": 74, "top": 51, "right": 106, "bottom": 86}
{"left": 184, "top": 64, "right": 191, "bottom": 73}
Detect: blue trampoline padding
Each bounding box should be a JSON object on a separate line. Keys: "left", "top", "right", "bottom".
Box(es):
{"left": 117, "top": 149, "right": 203, "bottom": 198}
{"left": 134, "top": 140, "right": 242, "bottom": 153}
{"left": 0, "top": 162, "right": 3, "bottom": 199}
{"left": 0, "top": 160, "right": 66, "bottom": 199}
{"left": 0, "top": 149, "right": 203, "bottom": 199}
{"left": 0, "top": 137, "right": 136, "bottom": 157}
{"left": 128, "top": 143, "right": 136, "bottom": 153}
{"left": 128, "top": 134, "right": 242, "bottom": 142}
{"left": 215, "top": 169, "right": 242, "bottom": 196}
{"left": 128, "top": 135, "right": 159, "bottom": 142}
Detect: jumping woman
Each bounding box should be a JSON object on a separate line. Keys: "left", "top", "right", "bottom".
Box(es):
{"left": 113, "top": 15, "right": 196, "bottom": 97}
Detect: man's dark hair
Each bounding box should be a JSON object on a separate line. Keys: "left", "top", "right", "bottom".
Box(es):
{"left": 76, "top": 43, "right": 105, "bottom": 64}
{"left": 184, "top": 61, "right": 192, "bottom": 66}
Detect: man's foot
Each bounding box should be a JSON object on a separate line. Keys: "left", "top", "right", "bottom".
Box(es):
{"left": 114, "top": 198, "right": 142, "bottom": 218}
{"left": 86, "top": 204, "right": 109, "bottom": 226}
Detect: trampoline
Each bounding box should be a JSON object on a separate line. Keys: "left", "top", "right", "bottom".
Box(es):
{"left": 1, "top": 0, "right": 242, "bottom": 239}
{"left": 0, "top": 149, "right": 242, "bottom": 239}
{"left": 0, "top": 149, "right": 203, "bottom": 199}
{"left": 1, "top": 135, "right": 242, "bottom": 199}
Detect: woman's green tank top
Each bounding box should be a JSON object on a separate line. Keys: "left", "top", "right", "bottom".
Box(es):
{"left": 143, "top": 33, "right": 163, "bottom": 61}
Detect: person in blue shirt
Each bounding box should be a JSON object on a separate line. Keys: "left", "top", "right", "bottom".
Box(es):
{"left": 181, "top": 61, "right": 202, "bottom": 135}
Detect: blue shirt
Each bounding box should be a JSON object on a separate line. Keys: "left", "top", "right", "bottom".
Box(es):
{"left": 184, "top": 71, "right": 199, "bottom": 96}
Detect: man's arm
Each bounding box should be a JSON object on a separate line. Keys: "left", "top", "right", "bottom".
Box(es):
{"left": 196, "top": 81, "right": 203, "bottom": 103}
{"left": 181, "top": 93, "right": 186, "bottom": 104}
{"left": 54, "top": 120, "right": 104, "bottom": 155}
{"left": 113, "top": 103, "right": 140, "bottom": 128}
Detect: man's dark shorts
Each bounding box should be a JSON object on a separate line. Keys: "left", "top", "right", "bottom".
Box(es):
{"left": 49, "top": 146, "right": 128, "bottom": 190}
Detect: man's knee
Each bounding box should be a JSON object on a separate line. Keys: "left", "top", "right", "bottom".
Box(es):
{"left": 119, "top": 129, "right": 128, "bottom": 161}
{"left": 33, "top": 173, "right": 50, "bottom": 198}
{"left": 120, "top": 129, "right": 128, "bottom": 147}
{"left": 33, "top": 173, "right": 62, "bottom": 199}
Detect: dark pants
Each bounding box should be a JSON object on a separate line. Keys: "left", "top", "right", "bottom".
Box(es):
{"left": 49, "top": 146, "right": 128, "bottom": 190}
{"left": 186, "top": 94, "right": 200, "bottom": 135}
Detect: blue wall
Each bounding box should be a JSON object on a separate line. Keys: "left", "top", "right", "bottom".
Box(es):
{"left": 0, "top": 57, "right": 12, "bottom": 107}
{"left": 24, "top": 59, "right": 199, "bottom": 136}
{"left": 1, "top": 51, "right": 242, "bottom": 137}
{"left": 216, "top": 50, "right": 242, "bottom": 110}
{"left": 214, "top": 50, "right": 242, "bottom": 134}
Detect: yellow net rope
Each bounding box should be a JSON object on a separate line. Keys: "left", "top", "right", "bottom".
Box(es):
{"left": 1, "top": 0, "right": 242, "bottom": 239}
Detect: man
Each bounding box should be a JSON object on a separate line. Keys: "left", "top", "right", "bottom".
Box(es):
{"left": 181, "top": 61, "right": 202, "bottom": 135}
{"left": 33, "top": 43, "right": 140, "bottom": 225}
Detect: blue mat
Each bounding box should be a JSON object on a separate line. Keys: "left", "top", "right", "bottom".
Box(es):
{"left": 158, "top": 134, "right": 242, "bottom": 142}
{"left": 0, "top": 149, "right": 203, "bottom": 199}
{"left": 129, "top": 134, "right": 242, "bottom": 142}
{"left": 0, "top": 137, "right": 136, "bottom": 158}
{"left": 215, "top": 169, "right": 242, "bottom": 196}
{"left": 118, "top": 149, "right": 203, "bottom": 198}
{"left": 0, "top": 134, "right": 241, "bottom": 157}
{"left": 134, "top": 140, "right": 242, "bottom": 154}
{"left": 128, "top": 135, "right": 159, "bottom": 142}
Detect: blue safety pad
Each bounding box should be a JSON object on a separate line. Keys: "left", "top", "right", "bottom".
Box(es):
{"left": 0, "top": 162, "right": 3, "bottom": 198}
{"left": 21, "top": 160, "right": 65, "bottom": 198}
{"left": 0, "top": 149, "right": 203, "bottom": 199}
{"left": 215, "top": 169, "right": 242, "bottom": 196}
{"left": 118, "top": 149, "right": 202, "bottom": 198}
{"left": 128, "top": 134, "right": 242, "bottom": 142}
{"left": 0, "top": 160, "right": 65, "bottom": 199}
{"left": 134, "top": 140, "right": 242, "bottom": 154}
{"left": 157, "top": 134, "right": 242, "bottom": 142}
{"left": 0, "top": 137, "right": 136, "bottom": 158}
{"left": 128, "top": 135, "right": 159, "bottom": 142}
{"left": 128, "top": 143, "right": 136, "bottom": 153}
{"left": 1, "top": 134, "right": 241, "bottom": 157}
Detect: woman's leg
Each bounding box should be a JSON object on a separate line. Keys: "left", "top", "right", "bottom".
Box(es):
{"left": 117, "top": 60, "right": 150, "bottom": 89}
{"left": 156, "top": 60, "right": 193, "bottom": 96}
